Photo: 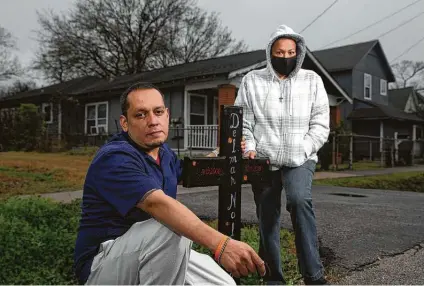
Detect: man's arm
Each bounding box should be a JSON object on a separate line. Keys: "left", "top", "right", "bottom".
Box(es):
{"left": 137, "top": 190, "right": 265, "bottom": 278}
{"left": 304, "top": 75, "right": 330, "bottom": 157}
{"left": 234, "top": 75, "right": 256, "bottom": 154}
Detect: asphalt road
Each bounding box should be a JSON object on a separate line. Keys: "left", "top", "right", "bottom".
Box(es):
{"left": 177, "top": 185, "right": 424, "bottom": 284}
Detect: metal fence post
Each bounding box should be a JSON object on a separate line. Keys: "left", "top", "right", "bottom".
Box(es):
{"left": 332, "top": 132, "right": 336, "bottom": 171}
{"left": 336, "top": 133, "right": 339, "bottom": 171}
{"left": 349, "top": 133, "right": 353, "bottom": 170}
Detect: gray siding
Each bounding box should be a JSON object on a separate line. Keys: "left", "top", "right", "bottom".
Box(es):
{"left": 109, "top": 97, "right": 122, "bottom": 134}
{"left": 331, "top": 71, "right": 352, "bottom": 97}
{"left": 339, "top": 100, "right": 353, "bottom": 127}
{"left": 352, "top": 48, "right": 389, "bottom": 105}
{"left": 164, "top": 88, "right": 185, "bottom": 150}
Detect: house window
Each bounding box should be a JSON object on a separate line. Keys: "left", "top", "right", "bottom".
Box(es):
{"left": 364, "top": 73, "right": 372, "bottom": 100}
{"left": 42, "top": 103, "right": 53, "bottom": 124}
{"left": 85, "top": 102, "right": 108, "bottom": 135}
{"left": 189, "top": 95, "right": 207, "bottom": 125}
{"left": 380, "top": 79, "right": 387, "bottom": 96}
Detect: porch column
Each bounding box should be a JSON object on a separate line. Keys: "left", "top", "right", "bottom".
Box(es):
{"left": 217, "top": 84, "right": 237, "bottom": 144}
{"left": 412, "top": 124, "right": 417, "bottom": 159}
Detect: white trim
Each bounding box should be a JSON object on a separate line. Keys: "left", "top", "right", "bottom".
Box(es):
{"left": 213, "top": 97, "right": 219, "bottom": 125}
{"left": 380, "top": 79, "right": 387, "bottom": 96}
{"left": 184, "top": 87, "right": 189, "bottom": 150}
{"left": 84, "top": 101, "right": 109, "bottom": 135}
{"left": 188, "top": 94, "right": 207, "bottom": 125}
{"left": 228, "top": 60, "right": 267, "bottom": 78}
{"left": 41, "top": 103, "right": 53, "bottom": 124}
{"left": 404, "top": 94, "right": 416, "bottom": 113}
{"left": 364, "top": 73, "right": 372, "bottom": 100}
{"left": 307, "top": 50, "right": 353, "bottom": 104}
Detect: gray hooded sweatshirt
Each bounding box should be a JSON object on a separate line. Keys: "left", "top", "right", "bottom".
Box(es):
{"left": 234, "top": 24, "right": 330, "bottom": 169}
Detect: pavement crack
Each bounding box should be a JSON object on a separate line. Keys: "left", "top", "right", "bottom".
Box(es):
{"left": 349, "top": 242, "right": 424, "bottom": 272}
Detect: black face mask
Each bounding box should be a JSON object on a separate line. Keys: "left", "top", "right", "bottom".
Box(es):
{"left": 271, "top": 56, "right": 297, "bottom": 76}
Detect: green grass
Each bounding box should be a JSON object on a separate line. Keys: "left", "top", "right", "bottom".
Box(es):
{"left": 0, "top": 196, "right": 303, "bottom": 285}
{"left": 0, "top": 152, "right": 91, "bottom": 199}
{"left": 314, "top": 171, "right": 424, "bottom": 192}
{"left": 317, "top": 160, "right": 383, "bottom": 171}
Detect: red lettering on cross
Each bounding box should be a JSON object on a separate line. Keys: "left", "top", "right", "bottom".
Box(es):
{"left": 200, "top": 167, "right": 223, "bottom": 176}
{"left": 245, "top": 165, "right": 263, "bottom": 173}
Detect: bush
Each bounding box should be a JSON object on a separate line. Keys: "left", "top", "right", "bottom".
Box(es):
{"left": 0, "top": 104, "right": 47, "bottom": 152}
{"left": 0, "top": 197, "right": 300, "bottom": 285}
{"left": 0, "top": 197, "right": 80, "bottom": 284}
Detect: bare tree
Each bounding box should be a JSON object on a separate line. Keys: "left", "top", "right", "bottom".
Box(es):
{"left": 151, "top": 6, "right": 247, "bottom": 68}
{"left": 391, "top": 60, "right": 424, "bottom": 89}
{"left": 34, "top": 0, "right": 247, "bottom": 82}
{"left": 0, "top": 26, "right": 22, "bottom": 81}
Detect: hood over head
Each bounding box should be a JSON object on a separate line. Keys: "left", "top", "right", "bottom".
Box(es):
{"left": 266, "top": 24, "right": 306, "bottom": 80}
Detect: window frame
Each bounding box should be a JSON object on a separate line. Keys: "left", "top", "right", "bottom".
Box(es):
{"left": 41, "top": 103, "right": 53, "bottom": 124}
{"left": 85, "top": 101, "right": 108, "bottom": 135}
{"left": 380, "top": 79, "right": 387, "bottom": 96}
{"left": 364, "top": 73, "right": 372, "bottom": 100}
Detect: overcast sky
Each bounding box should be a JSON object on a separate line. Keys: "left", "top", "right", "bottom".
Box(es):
{"left": 1, "top": 0, "right": 424, "bottom": 84}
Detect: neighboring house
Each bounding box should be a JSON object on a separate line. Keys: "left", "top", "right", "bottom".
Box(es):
{"left": 0, "top": 49, "right": 351, "bottom": 151}
{"left": 388, "top": 86, "right": 424, "bottom": 114}
{"left": 312, "top": 39, "right": 396, "bottom": 127}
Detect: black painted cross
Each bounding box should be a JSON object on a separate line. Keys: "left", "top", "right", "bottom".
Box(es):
{"left": 182, "top": 105, "right": 271, "bottom": 241}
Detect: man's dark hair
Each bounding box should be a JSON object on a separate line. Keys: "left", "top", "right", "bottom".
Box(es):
{"left": 120, "top": 82, "right": 164, "bottom": 116}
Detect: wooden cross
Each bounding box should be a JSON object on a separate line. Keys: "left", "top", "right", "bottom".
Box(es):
{"left": 182, "top": 105, "right": 271, "bottom": 241}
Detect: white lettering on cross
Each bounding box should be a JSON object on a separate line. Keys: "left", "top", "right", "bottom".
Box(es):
{"left": 230, "top": 166, "right": 236, "bottom": 174}
{"left": 230, "top": 113, "right": 239, "bottom": 129}
{"left": 227, "top": 193, "right": 236, "bottom": 210}
{"left": 230, "top": 176, "right": 236, "bottom": 186}
{"left": 229, "top": 156, "right": 237, "bottom": 164}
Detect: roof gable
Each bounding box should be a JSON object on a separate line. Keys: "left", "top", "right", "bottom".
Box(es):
{"left": 388, "top": 87, "right": 414, "bottom": 110}
{"left": 349, "top": 98, "right": 424, "bottom": 122}
{"left": 312, "top": 40, "right": 377, "bottom": 72}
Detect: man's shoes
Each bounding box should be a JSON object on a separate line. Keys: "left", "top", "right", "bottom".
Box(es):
{"left": 304, "top": 276, "right": 329, "bottom": 285}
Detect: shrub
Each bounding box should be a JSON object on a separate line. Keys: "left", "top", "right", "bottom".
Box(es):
{"left": 0, "top": 104, "right": 47, "bottom": 152}
{"left": 0, "top": 197, "right": 301, "bottom": 285}
{"left": 0, "top": 197, "right": 80, "bottom": 284}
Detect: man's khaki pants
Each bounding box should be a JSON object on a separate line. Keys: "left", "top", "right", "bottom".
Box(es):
{"left": 85, "top": 219, "right": 236, "bottom": 285}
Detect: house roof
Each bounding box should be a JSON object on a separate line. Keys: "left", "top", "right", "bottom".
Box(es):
{"left": 79, "top": 50, "right": 267, "bottom": 94}
{"left": 0, "top": 76, "right": 102, "bottom": 102}
{"left": 1, "top": 48, "right": 352, "bottom": 103}
{"left": 313, "top": 40, "right": 396, "bottom": 82}
{"left": 348, "top": 98, "right": 424, "bottom": 122}
{"left": 313, "top": 40, "right": 377, "bottom": 72}
{"left": 388, "top": 87, "right": 414, "bottom": 110}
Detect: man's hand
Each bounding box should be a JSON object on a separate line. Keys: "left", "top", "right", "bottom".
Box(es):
{"left": 219, "top": 239, "right": 266, "bottom": 278}
{"left": 244, "top": 150, "right": 256, "bottom": 159}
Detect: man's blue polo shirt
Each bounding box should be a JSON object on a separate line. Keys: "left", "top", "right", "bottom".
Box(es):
{"left": 73, "top": 132, "right": 183, "bottom": 284}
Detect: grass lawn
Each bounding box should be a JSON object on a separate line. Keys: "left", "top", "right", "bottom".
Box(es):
{"left": 314, "top": 171, "right": 424, "bottom": 192}
{"left": 317, "top": 160, "right": 383, "bottom": 171}
{"left": 0, "top": 196, "right": 302, "bottom": 285}
{"left": 0, "top": 151, "right": 93, "bottom": 199}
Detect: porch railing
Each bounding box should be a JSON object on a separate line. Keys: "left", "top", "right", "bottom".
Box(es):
{"left": 186, "top": 125, "right": 218, "bottom": 149}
